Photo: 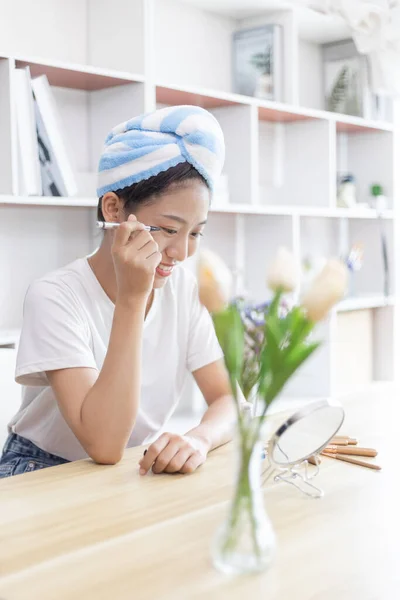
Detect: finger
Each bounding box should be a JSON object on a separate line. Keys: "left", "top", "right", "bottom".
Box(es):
{"left": 151, "top": 440, "right": 182, "bottom": 474}
{"left": 133, "top": 233, "right": 159, "bottom": 255}
{"left": 164, "top": 448, "right": 193, "bottom": 474}
{"left": 137, "top": 242, "right": 161, "bottom": 261}
{"left": 113, "top": 219, "right": 146, "bottom": 247}
{"left": 127, "top": 230, "right": 154, "bottom": 251}
{"left": 180, "top": 451, "right": 205, "bottom": 474}
{"left": 147, "top": 251, "right": 162, "bottom": 267}
{"left": 139, "top": 434, "right": 170, "bottom": 474}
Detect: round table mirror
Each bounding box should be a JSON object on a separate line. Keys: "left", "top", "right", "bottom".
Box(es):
{"left": 264, "top": 399, "right": 345, "bottom": 498}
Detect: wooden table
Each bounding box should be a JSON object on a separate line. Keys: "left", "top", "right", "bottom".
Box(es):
{"left": 0, "top": 384, "right": 399, "bottom": 599}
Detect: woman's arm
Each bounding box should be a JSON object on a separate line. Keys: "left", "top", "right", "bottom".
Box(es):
{"left": 138, "top": 359, "right": 237, "bottom": 475}
{"left": 186, "top": 359, "right": 236, "bottom": 451}
{"left": 47, "top": 216, "right": 161, "bottom": 465}
{"left": 47, "top": 299, "right": 146, "bottom": 464}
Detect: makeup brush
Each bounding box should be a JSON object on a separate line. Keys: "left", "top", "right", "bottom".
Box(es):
{"left": 324, "top": 446, "right": 377, "bottom": 457}
{"left": 322, "top": 451, "right": 381, "bottom": 471}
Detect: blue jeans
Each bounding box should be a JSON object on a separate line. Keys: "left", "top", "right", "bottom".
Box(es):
{"left": 0, "top": 433, "right": 69, "bottom": 479}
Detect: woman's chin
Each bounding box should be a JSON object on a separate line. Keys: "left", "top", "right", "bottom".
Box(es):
{"left": 153, "top": 274, "right": 169, "bottom": 289}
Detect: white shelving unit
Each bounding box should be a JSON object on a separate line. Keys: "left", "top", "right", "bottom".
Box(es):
{"left": 0, "top": 0, "right": 398, "bottom": 404}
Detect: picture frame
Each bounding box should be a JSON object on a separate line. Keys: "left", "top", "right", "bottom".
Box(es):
{"left": 322, "top": 38, "right": 390, "bottom": 120}
{"left": 232, "top": 24, "right": 283, "bottom": 101}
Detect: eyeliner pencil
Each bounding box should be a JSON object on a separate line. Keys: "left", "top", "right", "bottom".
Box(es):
{"left": 97, "top": 221, "right": 160, "bottom": 232}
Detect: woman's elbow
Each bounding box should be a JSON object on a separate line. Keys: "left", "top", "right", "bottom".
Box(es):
{"left": 88, "top": 446, "right": 124, "bottom": 466}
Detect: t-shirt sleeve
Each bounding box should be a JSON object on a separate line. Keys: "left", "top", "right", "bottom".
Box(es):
{"left": 15, "top": 280, "right": 98, "bottom": 386}
{"left": 186, "top": 277, "right": 224, "bottom": 373}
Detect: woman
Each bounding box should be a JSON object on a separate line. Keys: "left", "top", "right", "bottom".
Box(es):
{"left": 0, "top": 105, "right": 236, "bottom": 479}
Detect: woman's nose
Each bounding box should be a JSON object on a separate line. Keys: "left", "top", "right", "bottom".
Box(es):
{"left": 166, "top": 238, "right": 188, "bottom": 262}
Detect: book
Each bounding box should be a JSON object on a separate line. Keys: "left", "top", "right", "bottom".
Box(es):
{"left": 33, "top": 95, "right": 64, "bottom": 197}
{"left": 233, "top": 24, "right": 283, "bottom": 101}
{"left": 31, "top": 75, "right": 77, "bottom": 197}
{"left": 13, "top": 67, "right": 42, "bottom": 196}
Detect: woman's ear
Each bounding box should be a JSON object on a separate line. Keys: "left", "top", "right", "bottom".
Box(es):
{"left": 101, "top": 192, "right": 125, "bottom": 223}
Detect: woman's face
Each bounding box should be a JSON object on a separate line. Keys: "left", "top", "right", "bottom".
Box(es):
{"left": 131, "top": 180, "right": 210, "bottom": 288}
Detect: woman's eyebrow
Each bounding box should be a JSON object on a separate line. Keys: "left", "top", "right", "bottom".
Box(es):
{"left": 160, "top": 214, "right": 207, "bottom": 226}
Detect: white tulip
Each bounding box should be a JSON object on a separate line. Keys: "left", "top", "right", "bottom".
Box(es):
{"left": 267, "top": 247, "right": 298, "bottom": 293}
{"left": 197, "top": 249, "right": 233, "bottom": 313}
{"left": 301, "top": 259, "right": 348, "bottom": 322}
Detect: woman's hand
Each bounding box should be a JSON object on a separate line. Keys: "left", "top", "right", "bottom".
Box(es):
{"left": 112, "top": 214, "right": 161, "bottom": 302}
{"left": 138, "top": 432, "right": 210, "bottom": 475}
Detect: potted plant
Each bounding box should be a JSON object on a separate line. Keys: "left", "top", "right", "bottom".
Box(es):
{"left": 250, "top": 46, "right": 273, "bottom": 99}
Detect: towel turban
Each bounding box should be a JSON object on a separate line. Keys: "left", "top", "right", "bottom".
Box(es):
{"left": 97, "top": 105, "right": 225, "bottom": 197}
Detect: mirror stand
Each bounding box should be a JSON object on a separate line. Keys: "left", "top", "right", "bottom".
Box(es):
{"left": 262, "top": 456, "right": 324, "bottom": 499}
{"left": 261, "top": 398, "right": 345, "bottom": 499}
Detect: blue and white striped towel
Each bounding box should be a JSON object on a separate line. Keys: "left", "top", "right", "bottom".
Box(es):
{"left": 97, "top": 105, "right": 225, "bottom": 197}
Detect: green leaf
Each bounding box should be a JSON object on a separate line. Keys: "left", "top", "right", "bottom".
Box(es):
{"left": 241, "top": 368, "right": 259, "bottom": 399}
{"left": 258, "top": 319, "right": 281, "bottom": 398}
{"left": 285, "top": 341, "right": 321, "bottom": 375}
{"left": 282, "top": 305, "right": 302, "bottom": 333}
{"left": 212, "top": 306, "right": 244, "bottom": 387}
{"left": 280, "top": 307, "right": 314, "bottom": 355}
{"left": 267, "top": 290, "right": 282, "bottom": 321}
{"left": 258, "top": 338, "right": 321, "bottom": 410}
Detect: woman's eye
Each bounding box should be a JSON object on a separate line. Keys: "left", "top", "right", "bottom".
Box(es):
{"left": 160, "top": 227, "right": 204, "bottom": 238}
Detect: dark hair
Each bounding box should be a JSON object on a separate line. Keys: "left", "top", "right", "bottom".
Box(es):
{"left": 97, "top": 162, "right": 208, "bottom": 221}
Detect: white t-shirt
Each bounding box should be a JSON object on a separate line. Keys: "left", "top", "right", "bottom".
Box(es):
{"left": 10, "top": 258, "right": 223, "bottom": 461}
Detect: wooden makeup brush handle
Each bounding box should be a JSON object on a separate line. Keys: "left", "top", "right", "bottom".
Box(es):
{"left": 331, "top": 437, "right": 358, "bottom": 445}
{"left": 325, "top": 446, "right": 377, "bottom": 457}
{"left": 322, "top": 451, "right": 381, "bottom": 471}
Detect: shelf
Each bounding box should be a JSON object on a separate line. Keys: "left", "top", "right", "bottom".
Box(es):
{"left": 258, "top": 101, "right": 393, "bottom": 132}
{"left": 211, "top": 204, "right": 394, "bottom": 219}
{"left": 258, "top": 100, "right": 319, "bottom": 123}
{"left": 4, "top": 54, "right": 145, "bottom": 91}
{"left": 2, "top": 196, "right": 393, "bottom": 219}
{"left": 337, "top": 295, "right": 395, "bottom": 312}
{"left": 0, "top": 329, "right": 20, "bottom": 347}
{"left": 3, "top": 48, "right": 392, "bottom": 131}
{"left": 304, "top": 207, "right": 394, "bottom": 219}
{"left": 156, "top": 82, "right": 253, "bottom": 109}
{"left": 156, "top": 82, "right": 393, "bottom": 132}
{"left": 179, "top": 0, "right": 293, "bottom": 19}
{"left": 334, "top": 114, "right": 393, "bottom": 134}
{"left": 0, "top": 196, "right": 98, "bottom": 208}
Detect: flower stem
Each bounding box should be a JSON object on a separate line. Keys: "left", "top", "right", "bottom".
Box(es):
{"left": 221, "top": 430, "right": 262, "bottom": 559}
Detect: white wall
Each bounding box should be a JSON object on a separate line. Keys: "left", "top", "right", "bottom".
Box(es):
{"left": 0, "top": 0, "right": 88, "bottom": 64}
{"left": 0, "top": 349, "right": 21, "bottom": 449}
{"left": 0, "top": 206, "right": 96, "bottom": 330}
{"left": 154, "top": 0, "right": 236, "bottom": 91}
{"left": 298, "top": 39, "right": 323, "bottom": 110}
{"left": 87, "top": 0, "right": 145, "bottom": 73}
{"left": 259, "top": 119, "right": 332, "bottom": 207}
{"left": 335, "top": 310, "right": 373, "bottom": 394}
{"left": 347, "top": 131, "right": 393, "bottom": 207}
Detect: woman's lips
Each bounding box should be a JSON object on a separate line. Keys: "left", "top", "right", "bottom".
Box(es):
{"left": 156, "top": 263, "right": 174, "bottom": 277}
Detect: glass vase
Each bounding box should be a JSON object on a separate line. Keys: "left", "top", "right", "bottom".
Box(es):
{"left": 211, "top": 418, "right": 276, "bottom": 575}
